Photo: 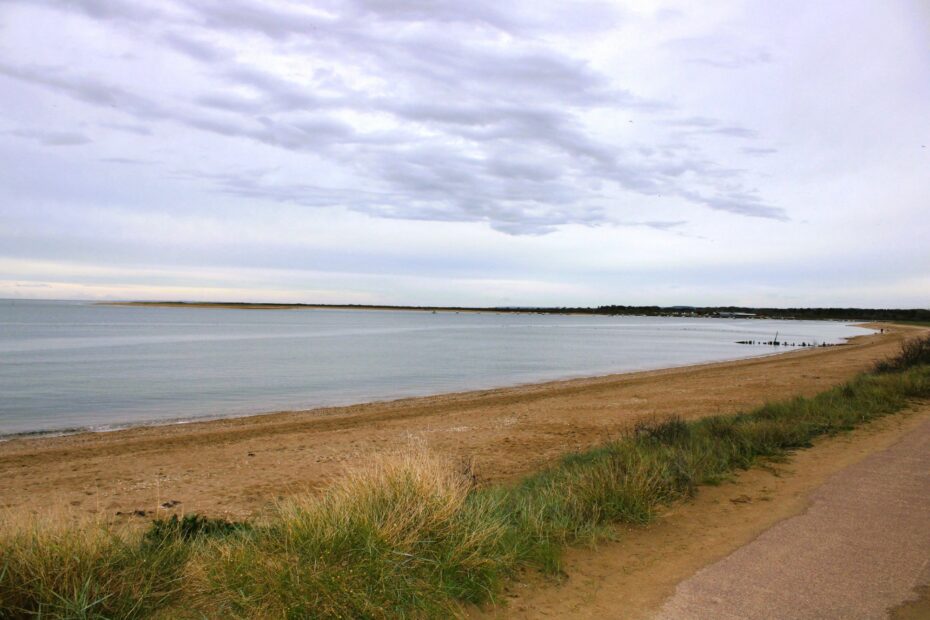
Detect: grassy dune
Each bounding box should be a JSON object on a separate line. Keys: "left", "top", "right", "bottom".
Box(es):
{"left": 3, "top": 336, "right": 930, "bottom": 619}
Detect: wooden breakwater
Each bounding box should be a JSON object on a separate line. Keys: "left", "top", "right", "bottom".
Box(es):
{"left": 735, "top": 339, "right": 837, "bottom": 348}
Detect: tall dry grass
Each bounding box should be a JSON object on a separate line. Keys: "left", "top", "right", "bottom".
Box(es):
{"left": 182, "top": 452, "right": 516, "bottom": 618}
{"left": 0, "top": 513, "right": 188, "bottom": 619}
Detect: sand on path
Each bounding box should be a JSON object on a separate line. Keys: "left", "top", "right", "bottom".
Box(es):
{"left": 656, "top": 413, "right": 930, "bottom": 620}
{"left": 0, "top": 323, "right": 922, "bottom": 519}
{"left": 477, "top": 401, "right": 930, "bottom": 619}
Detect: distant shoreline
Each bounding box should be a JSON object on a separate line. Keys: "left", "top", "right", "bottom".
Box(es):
{"left": 104, "top": 301, "right": 508, "bottom": 313}
{"left": 101, "top": 301, "right": 930, "bottom": 323}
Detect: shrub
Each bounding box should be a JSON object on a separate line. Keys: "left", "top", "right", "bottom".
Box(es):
{"left": 144, "top": 514, "right": 250, "bottom": 545}
{"left": 873, "top": 333, "right": 930, "bottom": 373}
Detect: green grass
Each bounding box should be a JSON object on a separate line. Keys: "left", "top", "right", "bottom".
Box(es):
{"left": 3, "top": 336, "right": 930, "bottom": 619}
{"left": 896, "top": 320, "right": 930, "bottom": 328}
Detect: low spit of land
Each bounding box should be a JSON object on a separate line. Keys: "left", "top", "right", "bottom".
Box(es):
{"left": 107, "top": 300, "right": 930, "bottom": 323}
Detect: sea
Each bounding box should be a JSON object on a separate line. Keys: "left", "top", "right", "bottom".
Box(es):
{"left": 0, "top": 300, "right": 873, "bottom": 437}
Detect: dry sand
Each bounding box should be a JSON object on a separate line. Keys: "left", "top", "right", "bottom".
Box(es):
{"left": 0, "top": 323, "right": 922, "bottom": 521}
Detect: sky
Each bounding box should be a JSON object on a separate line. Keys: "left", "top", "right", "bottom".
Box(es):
{"left": 0, "top": 0, "right": 928, "bottom": 308}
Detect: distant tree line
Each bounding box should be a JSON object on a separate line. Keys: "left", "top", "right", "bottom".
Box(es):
{"left": 124, "top": 301, "right": 930, "bottom": 322}
{"left": 523, "top": 305, "right": 930, "bottom": 322}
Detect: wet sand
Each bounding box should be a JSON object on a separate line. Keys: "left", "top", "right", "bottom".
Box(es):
{"left": 0, "top": 323, "right": 922, "bottom": 520}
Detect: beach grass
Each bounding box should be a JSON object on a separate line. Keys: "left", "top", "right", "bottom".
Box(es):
{"left": 0, "top": 515, "right": 190, "bottom": 619}
{"left": 2, "top": 334, "right": 930, "bottom": 619}
{"left": 897, "top": 320, "right": 930, "bottom": 328}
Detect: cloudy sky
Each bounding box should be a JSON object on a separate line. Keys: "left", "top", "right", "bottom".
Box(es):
{"left": 0, "top": 0, "right": 927, "bottom": 307}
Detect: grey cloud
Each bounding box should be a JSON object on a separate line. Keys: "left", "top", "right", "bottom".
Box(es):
{"left": 382, "top": 37, "right": 653, "bottom": 110}
{"left": 668, "top": 36, "right": 773, "bottom": 70}
{"left": 344, "top": 0, "right": 520, "bottom": 32}
{"left": 680, "top": 189, "right": 788, "bottom": 221}
{"left": 99, "top": 121, "right": 152, "bottom": 136}
{"left": 3, "top": 55, "right": 786, "bottom": 230}
{"left": 707, "top": 126, "right": 757, "bottom": 138}
{"left": 194, "top": 92, "right": 266, "bottom": 114}
{"left": 7, "top": 128, "right": 92, "bottom": 146}
{"left": 341, "top": 0, "right": 628, "bottom": 38}
{"left": 99, "top": 157, "right": 154, "bottom": 165}
{"left": 194, "top": 65, "right": 361, "bottom": 115}
{"left": 10, "top": 0, "right": 164, "bottom": 22}
{"left": 0, "top": 62, "right": 366, "bottom": 154}
{"left": 614, "top": 220, "right": 688, "bottom": 232}
{"left": 742, "top": 146, "right": 778, "bottom": 156}
{"left": 191, "top": 0, "right": 333, "bottom": 40}
{"left": 483, "top": 155, "right": 563, "bottom": 183}
{"left": 188, "top": 163, "right": 606, "bottom": 236}
{"left": 185, "top": 1, "right": 654, "bottom": 108}
{"left": 161, "top": 31, "right": 225, "bottom": 62}
{"left": 453, "top": 108, "right": 619, "bottom": 165}
{"left": 666, "top": 116, "right": 719, "bottom": 128}
{"left": 217, "top": 66, "right": 334, "bottom": 110}
{"left": 665, "top": 116, "right": 758, "bottom": 139}
{"left": 642, "top": 220, "right": 687, "bottom": 231}
{"left": 691, "top": 49, "right": 773, "bottom": 69}
{"left": 0, "top": 0, "right": 788, "bottom": 235}
{"left": 0, "top": 63, "right": 172, "bottom": 121}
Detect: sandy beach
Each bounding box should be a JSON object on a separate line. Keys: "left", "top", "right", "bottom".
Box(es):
{"left": 0, "top": 323, "right": 922, "bottom": 520}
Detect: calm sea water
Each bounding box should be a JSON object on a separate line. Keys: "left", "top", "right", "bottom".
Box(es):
{"left": 0, "top": 300, "right": 872, "bottom": 436}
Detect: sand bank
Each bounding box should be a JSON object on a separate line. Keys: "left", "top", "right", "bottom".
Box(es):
{"left": 0, "top": 323, "right": 922, "bottom": 519}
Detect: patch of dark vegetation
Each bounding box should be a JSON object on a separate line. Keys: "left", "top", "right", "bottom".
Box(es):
{"left": 144, "top": 514, "right": 251, "bottom": 544}
{"left": 634, "top": 415, "right": 691, "bottom": 445}
{"left": 3, "top": 364, "right": 930, "bottom": 618}
{"left": 873, "top": 333, "right": 930, "bottom": 374}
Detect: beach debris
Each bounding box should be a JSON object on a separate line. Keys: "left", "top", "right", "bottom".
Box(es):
{"left": 115, "top": 509, "right": 151, "bottom": 517}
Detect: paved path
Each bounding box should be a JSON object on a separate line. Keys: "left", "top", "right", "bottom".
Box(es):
{"left": 657, "top": 417, "right": 930, "bottom": 619}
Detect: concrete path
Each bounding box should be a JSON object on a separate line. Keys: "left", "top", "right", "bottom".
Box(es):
{"left": 657, "top": 417, "right": 930, "bottom": 620}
